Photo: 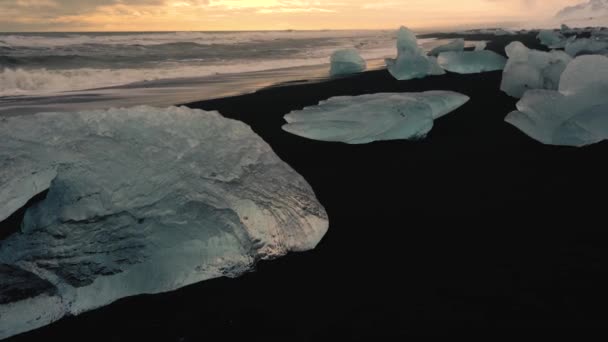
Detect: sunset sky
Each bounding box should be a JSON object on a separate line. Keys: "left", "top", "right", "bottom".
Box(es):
{"left": 0, "top": 0, "right": 588, "bottom": 31}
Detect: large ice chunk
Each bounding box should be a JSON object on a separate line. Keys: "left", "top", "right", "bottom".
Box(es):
{"left": 429, "top": 39, "right": 465, "bottom": 56}
{"left": 505, "top": 55, "right": 608, "bottom": 146}
{"left": 500, "top": 41, "right": 573, "bottom": 98}
{"left": 437, "top": 51, "right": 507, "bottom": 74}
{"left": 385, "top": 26, "right": 446, "bottom": 80}
{"left": 564, "top": 38, "right": 608, "bottom": 56}
{"left": 282, "top": 91, "right": 469, "bottom": 144}
{"left": 0, "top": 106, "right": 328, "bottom": 339}
{"left": 330, "top": 49, "right": 367, "bottom": 76}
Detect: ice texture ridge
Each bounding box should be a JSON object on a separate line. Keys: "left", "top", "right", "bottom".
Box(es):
{"left": 0, "top": 106, "right": 328, "bottom": 339}
{"left": 281, "top": 91, "right": 469, "bottom": 144}
{"left": 505, "top": 55, "right": 608, "bottom": 146}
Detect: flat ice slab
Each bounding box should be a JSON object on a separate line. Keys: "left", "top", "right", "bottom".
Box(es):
{"left": 0, "top": 106, "right": 328, "bottom": 339}
{"left": 437, "top": 50, "right": 507, "bottom": 74}
{"left": 282, "top": 91, "right": 469, "bottom": 144}
{"left": 505, "top": 55, "right": 608, "bottom": 147}
{"left": 565, "top": 38, "right": 608, "bottom": 57}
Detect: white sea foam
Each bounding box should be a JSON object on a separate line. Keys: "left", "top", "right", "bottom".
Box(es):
{"left": 0, "top": 46, "right": 399, "bottom": 96}
{"left": 0, "top": 30, "right": 393, "bottom": 48}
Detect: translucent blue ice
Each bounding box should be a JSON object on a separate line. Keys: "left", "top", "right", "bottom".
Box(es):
{"left": 282, "top": 91, "right": 469, "bottom": 144}
{"left": 330, "top": 48, "right": 367, "bottom": 76}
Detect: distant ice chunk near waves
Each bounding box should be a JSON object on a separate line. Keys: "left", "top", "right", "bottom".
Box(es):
{"left": 428, "top": 39, "right": 465, "bottom": 56}
{"left": 385, "top": 26, "right": 445, "bottom": 80}
{"left": 437, "top": 50, "right": 507, "bottom": 74}
{"left": 281, "top": 91, "right": 469, "bottom": 144}
{"left": 501, "top": 41, "right": 573, "bottom": 98}
{"left": 329, "top": 48, "right": 367, "bottom": 76}
{"left": 455, "top": 28, "right": 515, "bottom": 36}
{"left": 505, "top": 55, "right": 608, "bottom": 147}
{"left": 537, "top": 29, "right": 575, "bottom": 49}
{"left": 474, "top": 41, "right": 488, "bottom": 51}
{"left": 0, "top": 106, "right": 328, "bottom": 339}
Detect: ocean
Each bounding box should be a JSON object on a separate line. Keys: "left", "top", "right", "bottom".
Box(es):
{"left": 0, "top": 30, "right": 456, "bottom": 115}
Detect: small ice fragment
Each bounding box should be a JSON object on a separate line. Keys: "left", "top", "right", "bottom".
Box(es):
{"left": 330, "top": 48, "right": 367, "bottom": 76}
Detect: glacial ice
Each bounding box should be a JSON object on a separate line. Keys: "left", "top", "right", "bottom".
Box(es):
{"left": 385, "top": 26, "right": 446, "bottom": 80}
{"left": 330, "top": 49, "right": 367, "bottom": 76}
{"left": 537, "top": 29, "right": 575, "bottom": 48}
{"left": 429, "top": 39, "right": 465, "bottom": 56}
{"left": 0, "top": 106, "right": 328, "bottom": 339}
{"left": 505, "top": 55, "right": 608, "bottom": 146}
{"left": 437, "top": 50, "right": 507, "bottom": 74}
{"left": 281, "top": 91, "right": 469, "bottom": 144}
{"left": 500, "top": 41, "right": 573, "bottom": 98}
{"left": 564, "top": 38, "right": 608, "bottom": 56}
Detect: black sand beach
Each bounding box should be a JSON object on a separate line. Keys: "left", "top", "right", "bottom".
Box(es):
{"left": 6, "top": 32, "right": 608, "bottom": 340}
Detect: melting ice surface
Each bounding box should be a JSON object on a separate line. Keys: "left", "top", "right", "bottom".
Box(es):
{"left": 385, "top": 27, "right": 445, "bottom": 80}
{"left": 501, "top": 41, "right": 573, "bottom": 98}
{"left": 0, "top": 106, "right": 328, "bottom": 339}
{"left": 329, "top": 49, "right": 367, "bottom": 76}
{"left": 505, "top": 55, "right": 608, "bottom": 147}
{"left": 437, "top": 50, "right": 507, "bottom": 74}
{"left": 281, "top": 91, "right": 469, "bottom": 144}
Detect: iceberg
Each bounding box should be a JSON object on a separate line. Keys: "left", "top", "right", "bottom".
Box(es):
{"left": 474, "top": 41, "right": 487, "bottom": 51}
{"left": 505, "top": 55, "right": 608, "bottom": 146}
{"left": 385, "top": 26, "right": 446, "bottom": 80}
{"left": 537, "top": 29, "right": 575, "bottom": 48}
{"left": 282, "top": 91, "right": 469, "bottom": 144}
{"left": 564, "top": 38, "right": 608, "bottom": 56}
{"left": 330, "top": 49, "right": 367, "bottom": 76}
{"left": 429, "top": 39, "right": 465, "bottom": 56}
{"left": 0, "top": 106, "right": 328, "bottom": 339}
{"left": 500, "top": 41, "right": 573, "bottom": 98}
{"left": 437, "top": 50, "right": 507, "bottom": 74}
{"left": 494, "top": 28, "right": 517, "bottom": 36}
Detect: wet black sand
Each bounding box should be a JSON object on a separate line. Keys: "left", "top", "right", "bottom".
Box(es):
{"left": 7, "top": 32, "right": 608, "bottom": 340}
